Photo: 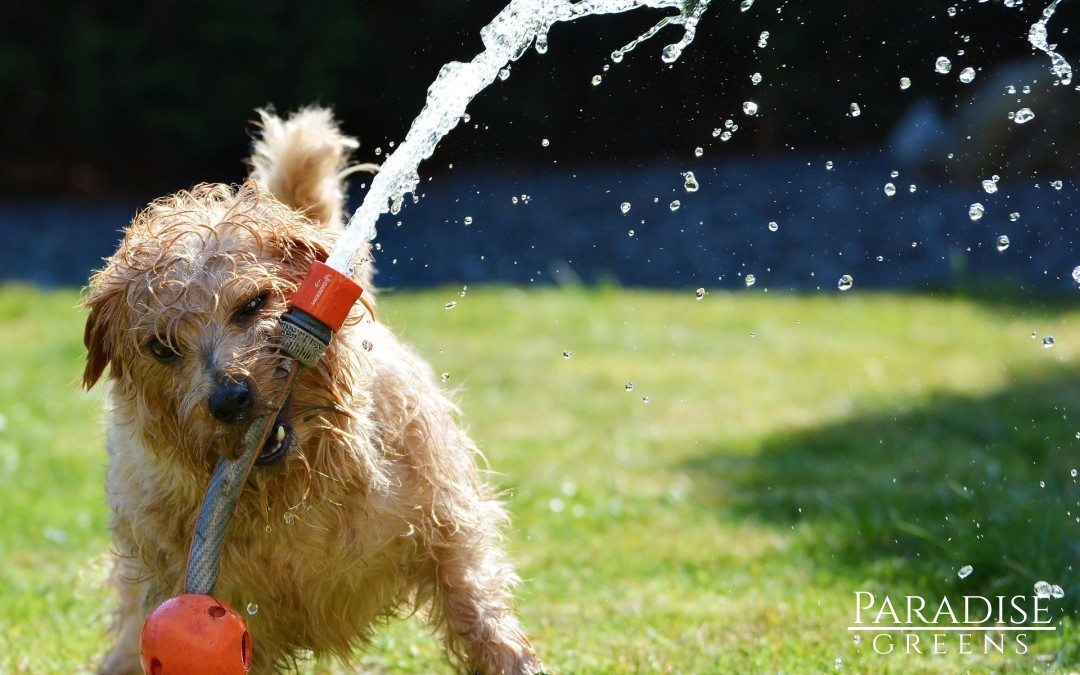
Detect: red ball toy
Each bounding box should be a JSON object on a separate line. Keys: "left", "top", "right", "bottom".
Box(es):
{"left": 140, "top": 594, "right": 251, "bottom": 674}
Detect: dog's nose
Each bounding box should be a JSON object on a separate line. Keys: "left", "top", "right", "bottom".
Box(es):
{"left": 208, "top": 379, "right": 254, "bottom": 423}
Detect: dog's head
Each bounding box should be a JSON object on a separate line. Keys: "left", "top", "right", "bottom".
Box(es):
{"left": 83, "top": 181, "right": 355, "bottom": 470}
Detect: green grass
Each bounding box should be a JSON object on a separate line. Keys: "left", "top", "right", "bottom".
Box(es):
{"left": 1, "top": 283, "right": 1077, "bottom": 673}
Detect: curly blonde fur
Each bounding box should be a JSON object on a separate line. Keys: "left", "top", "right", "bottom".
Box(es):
{"left": 85, "top": 108, "right": 544, "bottom": 674}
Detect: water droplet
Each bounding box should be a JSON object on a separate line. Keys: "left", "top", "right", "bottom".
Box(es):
{"left": 246, "top": 602, "right": 259, "bottom": 616}
{"left": 825, "top": 160, "right": 834, "bottom": 170}
{"left": 947, "top": 5, "right": 957, "bottom": 16}
{"left": 899, "top": 76, "right": 912, "bottom": 90}
{"left": 838, "top": 274, "right": 854, "bottom": 291}
{"left": 445, "top": 301, "right": 457, "bottom": 310}
{"left": 909, "top": 184, "right": 917, "bottom": 193}
{"left": 441, "top": 372, "right": 450, "bottom": 382}
{"left": 751, "top": 72, "right": 762, "bottom": 85}
{"left": 541, "top": 138, "right": 550, "bottom": 148}
{"left": 1051, "top": 180, "right": 1064, "bottom": 190}
{"left": 1035, "top": 581, "right": 1053, "bottom": 598}
{"left": 745, "top": 274, "right": 756, "bottom": 287}
{"left": 625, "top": 382, "right": 635, "bottom": 392}
{"left": 958, "top": 565, "right": 973, "bottom": 579}
{"left": 981, "top": 179, "right": 998, "bottom": 194}
{"left": 591, "top": 74, "right": 602, "bottom": 86}
{"left": 283, "top": 512, "right": 295, "bottom": 525}
{"left": 463, "top": 216, "right": 473, "bottom": 226}
{"left": 890, "top": 170, "right": 899, "bottom": 178}
{"left": 694, "top": 146, "right": 704, "bottom": 157}
{"left": 996, "top": 235, "right": 1010, "bottom": 251}
{"left": 720, "top": 131, "right": 732, "bottom": 142}
{"left": 627, "top": 229, "right": 635, "bottom": 237}
{"left": 968, "top": 203, "right": 985, "bottom": 221}
{"left": 849, "top": 102, "right": 861, "bottom": 117}
{"left": 1072, "top": 468, "right": 1078, "bottom": 478}
{"left": 959, "top": 67, "right": 976, "bottom": 83}
{"left": 264, "top": 525, "right": 272, "bottom": 532}
{"left": 362, "top": 340, "right": 373, "bottom": 352}
{"left": 875, "top": 255, "right": 884, "bottom": 262}
{"left": 740, "top": 0, "right": 755, "bottom": 11}
{"left": 1042, "top": 336, "right": 1055, "bottom": 349}
{"left": 743, "top": 101, "right": 759, "bottom": 116}
{"left": 611, "top": 49, "right": 624, "bottom": 63}
{"left": 757, "top": 31, "right": 769, "bottom": 48}
{"left": 695, "top": 288, "right": 706, "bottom": 300}
{"left": 1013, "top": 107, "right": 1035, "bottom": 124}
{"left": 661, "top": 43, "right": 681, "bottom": 63}
{"left": 498, "top": 68, "right": 510, "bottom": 81}
{"left": 935, "top": 56, "right": 953, "bottom": 74}
{"left": 768, "top": 221, "right": 778, "bottom": 232}
{"left": 1009, "top": 212, "right": 1020, "bottom": 222}
{"left": 682, "top": 171, "right": 699, "bottom": 192}
{"left": 883, "top": 182, "right": 896, "bottom": 196}
{"left": 1007, "top": 84, "right": 1017, "bottom": 94}
{"left": 563, "top": 350, "right": 572, "bottom": 359}
{"left": 641, "top": 395, "right": 651, "bottom": 404}
{"left": 460, "top": 285, "right": 468, "bottom": 297}
{"left": 853, "top": 634, "right": 861, "bottom": 644}
{"left": 1071, "top": 265, "right": 1080, "bottom": 284}
{"left": 535, "top": 33, "right": 548, "bottom": 54}
{"left": 1051, "top": 585, "right": 1065, "bottom": 599}
{"left": 620, "top": 202, "right": 631, "bottom": 214}
{"left": 669, "top": 200, "right": 681, "bottom": 212}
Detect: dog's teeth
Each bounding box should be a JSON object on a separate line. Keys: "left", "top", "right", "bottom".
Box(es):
{"left": 276, "top": 425, "right": 285, "bottom": 442}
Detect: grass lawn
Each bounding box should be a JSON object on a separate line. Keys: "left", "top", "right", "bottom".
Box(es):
{"left": 0, "top": 283, "right": 1077, "bottom": 673}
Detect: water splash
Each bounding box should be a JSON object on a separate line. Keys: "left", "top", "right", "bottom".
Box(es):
{"left": 1028, "top": 0, "right": 1073, "bottom": 86}
{"left": 328, "top": 0, "right": 713, "bottom": 276}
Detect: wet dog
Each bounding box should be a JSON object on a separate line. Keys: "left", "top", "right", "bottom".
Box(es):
{"left": 84, "top": 108, "right": 544, "bottom": 674}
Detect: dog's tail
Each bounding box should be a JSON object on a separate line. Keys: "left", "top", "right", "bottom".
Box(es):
{"left": 248, "top": 107, "right": 377, "bottom": 228}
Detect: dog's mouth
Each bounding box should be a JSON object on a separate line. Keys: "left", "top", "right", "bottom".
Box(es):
{"left": 254, "top": 395, "right": 295, "bottom": 466}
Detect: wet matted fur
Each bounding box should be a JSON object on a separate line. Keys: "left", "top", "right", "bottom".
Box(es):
{"left": 84, "top": 107, "right": 544, "bottom": 674}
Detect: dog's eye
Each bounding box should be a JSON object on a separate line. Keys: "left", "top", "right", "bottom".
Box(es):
{"left": 145, "top": 338, "right": 180, "bottom": 363}
{"left": 237, "top": 292, "right": 269, "bottom": 319}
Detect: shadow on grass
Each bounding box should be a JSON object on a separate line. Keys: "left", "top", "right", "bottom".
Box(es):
{"left": 682, "top": 365, "right": 1080, "bottom": 609}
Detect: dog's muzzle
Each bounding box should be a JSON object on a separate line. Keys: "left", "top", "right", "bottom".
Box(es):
{"left": 255, "top": 395, "right": 294, "bottom": 466}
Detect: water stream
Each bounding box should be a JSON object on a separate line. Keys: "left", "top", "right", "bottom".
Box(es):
{"left": 326, "top": 0, "right": 712, "bottom": 277}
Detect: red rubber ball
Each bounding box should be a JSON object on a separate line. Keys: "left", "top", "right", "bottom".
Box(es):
{"left": 140, "top": 594, "right": 252, "bottom": 674}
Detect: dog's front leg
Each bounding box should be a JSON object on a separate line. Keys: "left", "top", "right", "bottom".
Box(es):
{"left": 98, "top": 555, "right": 172, "bottom": 675}
{"left": 427, "top": 531, "right": 546, "bottom": 675}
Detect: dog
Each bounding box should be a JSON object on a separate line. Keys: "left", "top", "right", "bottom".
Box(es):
{"left": 84, "top": 107, "right": 545, "bottom": 674}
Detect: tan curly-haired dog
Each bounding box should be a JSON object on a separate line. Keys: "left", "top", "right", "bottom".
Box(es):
{"left": 84, "top": 107, "right": 545, "bottom": 674}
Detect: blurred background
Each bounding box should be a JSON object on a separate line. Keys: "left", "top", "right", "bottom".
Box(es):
{"left": 1, "top": 0, "right": 1077, "bottom": 289}
{"left": 2, "top": 2, "right": 1079, "bottom": 672}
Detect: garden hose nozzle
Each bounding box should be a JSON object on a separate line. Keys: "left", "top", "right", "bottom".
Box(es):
{"left": 279, "top": 260, "right": 364, "bottom": 366}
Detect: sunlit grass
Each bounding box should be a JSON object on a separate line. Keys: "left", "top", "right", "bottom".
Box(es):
{"left": 1, "top": 283, "right": 1077, "bottom": 673}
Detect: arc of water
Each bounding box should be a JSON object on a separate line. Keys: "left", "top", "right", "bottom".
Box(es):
{"left": 1028, "top": 0, "right": 1073, "bottom": 86}
{"left": 326, "top": 0, "right": 712, "bottom": 277}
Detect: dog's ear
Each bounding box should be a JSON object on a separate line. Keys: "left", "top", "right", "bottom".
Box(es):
{"left": 279, "top": 224, "right": 331, "bottom": 275}
{"left": 82, "top": 277, "right": 122, "bottom": 389}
